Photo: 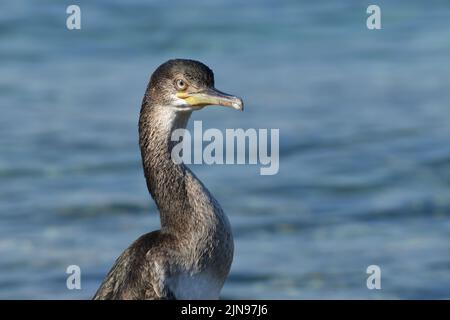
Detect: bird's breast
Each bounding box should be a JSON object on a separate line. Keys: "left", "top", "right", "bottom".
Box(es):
{"left": 167, "top": 271, "right": 223, "bottom": 300}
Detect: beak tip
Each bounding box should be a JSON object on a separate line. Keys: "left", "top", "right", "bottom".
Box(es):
{"left": 233, "top": 98, "right": 244, "bottom": 111}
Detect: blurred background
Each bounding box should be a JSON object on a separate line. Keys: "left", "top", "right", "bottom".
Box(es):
{"left": 1, "top": 0, "right": 450, "bottom": 299}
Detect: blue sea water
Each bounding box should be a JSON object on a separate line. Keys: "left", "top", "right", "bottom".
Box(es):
{"left": 0, "top": 0, "right": 450, "bottom": 299}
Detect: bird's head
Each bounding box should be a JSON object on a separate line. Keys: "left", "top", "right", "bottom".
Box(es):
{"left": 146, "top": 59, "right": 243, "bottom": 112}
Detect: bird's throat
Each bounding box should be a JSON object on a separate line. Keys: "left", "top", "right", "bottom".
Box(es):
{"left": 139, "top": 105, "right": 195, "bottom": 232}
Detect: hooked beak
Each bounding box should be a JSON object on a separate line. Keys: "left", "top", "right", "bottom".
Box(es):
{"left": 177, "top": 87, "right": 244, "bottom": 111}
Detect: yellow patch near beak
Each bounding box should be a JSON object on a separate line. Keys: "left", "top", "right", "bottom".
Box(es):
{"left": 176, "top": 89, "right": 244, "bottom": 111}
{"left": 176, "top": 92, "right": 211, "bottom": 107}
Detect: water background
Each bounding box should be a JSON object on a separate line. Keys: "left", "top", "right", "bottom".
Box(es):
{"left": 1, "top": 0, "right": 450, "bottom": 299}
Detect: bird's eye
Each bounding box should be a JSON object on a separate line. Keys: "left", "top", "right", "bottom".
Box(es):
{"left": 176, "top": 79, "right": 187, "bottom": 90}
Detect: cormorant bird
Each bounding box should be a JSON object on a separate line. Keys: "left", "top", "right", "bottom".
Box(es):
{"left": 93, "top": 59, "right": 243, "bottom": 300}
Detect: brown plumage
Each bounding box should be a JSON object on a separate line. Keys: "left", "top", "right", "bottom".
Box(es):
{"left": 93, "top": 59, "right": 243, "bottom": 300}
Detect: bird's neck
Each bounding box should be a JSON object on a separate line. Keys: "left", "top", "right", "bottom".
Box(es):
{"left": 139, "top": 102, "right": 233, "bottom": 281}
{"left": 139, "top": 104, "right": 199, "bottom": 234}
